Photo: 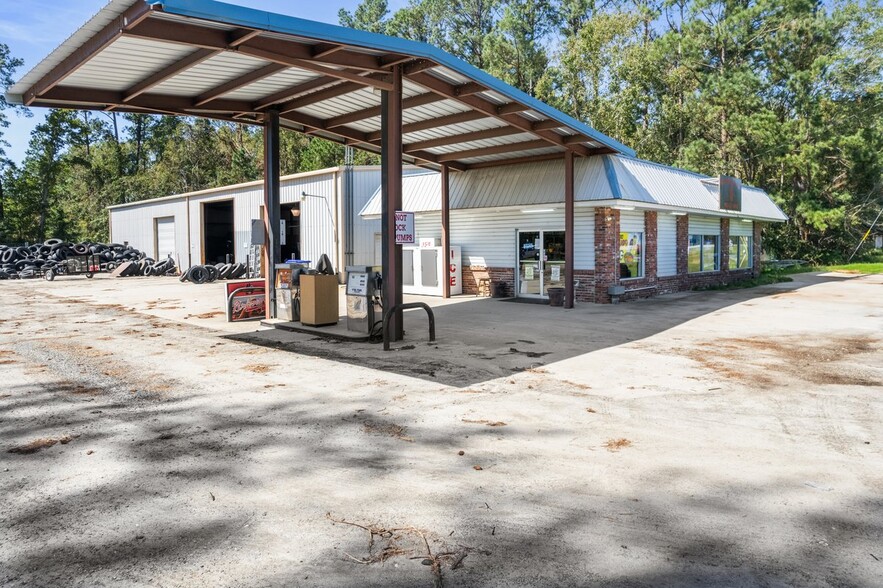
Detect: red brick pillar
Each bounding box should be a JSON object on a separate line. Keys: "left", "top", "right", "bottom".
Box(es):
{"left": 645, "top": 211, "right": 657, "bottom": 283}
{"left": 594, "top": 207, "right": 619, "bottom": 303}
{"left": 720, "top": 218, "right": 731, "bottom": 273}
{"left": 753, "top": 222, "right": 763, "bottom": 278}
{"left": 676, "top": 215, "right": 689, "bottom": 275}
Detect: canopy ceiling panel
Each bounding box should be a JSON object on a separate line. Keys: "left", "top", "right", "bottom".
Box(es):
{"left": 151, "top": 53, "right": 268, "bottom": 95}
{"left": 63, "top": 38, "right": 192, "bottom": 90}
{"left": 222, "top": 70, "right": 324, "bottom": 101}
{"left": 8, "top": 0, "right": 635, "bottom": 170}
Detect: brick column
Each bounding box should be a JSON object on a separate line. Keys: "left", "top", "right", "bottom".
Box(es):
{"left": 720, "top": 218, "right": 731, "bottom": 272}
{"left": 676, "top": 215, "right": 689, "bottom": 275}
{"left": 753, "top": 221, "right": 763, "bottom": 278}
{"left": 594, "top": 207, "right": 619, "bottom": 303}
{"left": 645, "top": 210, "right": 657, "bottom": 283}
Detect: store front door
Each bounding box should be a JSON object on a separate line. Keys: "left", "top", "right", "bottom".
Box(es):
{"left": 517, "top": 230, "right": 566, "bottom": 298}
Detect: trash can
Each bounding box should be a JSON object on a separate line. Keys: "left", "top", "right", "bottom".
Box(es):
{"left": 547, "top": 287, "right": 565, "bottom": 307}
{"left": 490, "top": 281, "right": 508, "bottom": 298}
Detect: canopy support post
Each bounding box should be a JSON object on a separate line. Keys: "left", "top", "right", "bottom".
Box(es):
{"left": 564, "top": 151, "right": 575, "bottom": 309}
{"left": 381, "top": 65, "right": 404, "bottom": 340}
{"left": 263, "top": 108, "right": 281, "bottom": 319}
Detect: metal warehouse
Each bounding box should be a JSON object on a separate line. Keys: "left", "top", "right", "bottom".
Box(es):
{"left": 108, "top": 166, "right": 406, "bottom": 273}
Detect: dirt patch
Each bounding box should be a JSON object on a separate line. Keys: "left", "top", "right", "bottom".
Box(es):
{"left": 187, "top": 311, "right": 225, "bottom": 319}
{"left": 462, "top": 419, "right": 507, "bottom": 427}
{"left": 675, "top": 335, "right": 880, "bottom": 388}
{"left": 360, "top": 419, "right": 414, "bottom": 442}
{"left": 244, "top": 364, "right": 272, "bottom": 374}
{"left": 602, "top": 438, "right": 632, "bottom": 452}
{"left": 9, "top": 435, "right": 78, "bottom": 454}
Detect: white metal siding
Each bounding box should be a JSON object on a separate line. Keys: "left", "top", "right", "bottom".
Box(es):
{"left": 689, "top": 216, "right": 721, "bottom": 235}
{"left": 412, "top": 207, "right": 594, "bottom": 269}
{"left": 657, "top": 214, "right": 677, "bottom": 276}
{"left": 110, "top": 200, "right": 189, "bottom": 268}
{"left": 619, "top": 210, "right": 645, "bottom": 234}
{"left": 348, "top": 169, "right": 382, "bottom": 267}
{"left": 573, "top": 208, "right": 595, "bottom": 269}
{"left": 155, "top": 217, "right": 175, "bottom": 260}
{"left": 730, "top": 220, "right": 754, "bottom": 237}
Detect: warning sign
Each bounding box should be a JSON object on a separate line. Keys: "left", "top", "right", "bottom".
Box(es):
{"left": 395, "top": 211, "right": 415, "bottom": 244}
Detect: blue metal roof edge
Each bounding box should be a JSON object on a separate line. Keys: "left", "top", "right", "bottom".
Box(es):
{"left": 153, "top": 0, "right": 636, "bottom": 157}
{"left": 602, "top": 155, "right": 623, "bottom": 200}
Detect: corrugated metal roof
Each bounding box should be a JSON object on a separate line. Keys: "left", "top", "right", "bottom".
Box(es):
{"left": 360, "top": 156, "right": 786, "bottom": 221}
{"left": 602, "top": 156, "right": 787, "bottom": 221}
{"left": 7, "top": 0, "right": 636, "bottom": 170}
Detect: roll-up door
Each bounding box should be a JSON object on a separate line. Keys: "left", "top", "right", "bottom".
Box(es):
{"left": 155, "top": 217, "right": 176, "bottom": 260}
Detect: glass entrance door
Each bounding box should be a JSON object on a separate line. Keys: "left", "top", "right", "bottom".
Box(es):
{"left": 517, "top": 230, "right": 566, "bottom": 298}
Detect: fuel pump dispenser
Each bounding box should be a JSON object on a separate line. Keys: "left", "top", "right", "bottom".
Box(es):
{"left": 345, "top": 265, "right": 382, "bottom": 334}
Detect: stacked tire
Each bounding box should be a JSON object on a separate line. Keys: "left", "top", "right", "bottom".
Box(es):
{"left": 0, "top": 240, "right": 177, "bottom": 280}
{"left": 179, "top": 262, "right": 248, "bottom": 284}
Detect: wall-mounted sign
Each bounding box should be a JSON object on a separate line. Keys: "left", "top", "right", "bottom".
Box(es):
{"left": 395, "top": 211, "right": 415, "bottom": 244}
{"left": 719, "top": 176, "right": 742, "bottom": 211}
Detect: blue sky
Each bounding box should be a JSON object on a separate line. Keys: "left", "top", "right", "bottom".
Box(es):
{"left": 2, "top": 0, "right": 407, "bottom": 165}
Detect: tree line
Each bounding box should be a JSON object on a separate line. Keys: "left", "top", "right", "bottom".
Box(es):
{"left": 1, "top": 0, "right": 881, "bottom": 261}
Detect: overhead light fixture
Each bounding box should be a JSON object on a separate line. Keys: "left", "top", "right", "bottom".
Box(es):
{"left": 521, "top": 208, "right": 555, "bottom": 213}
{"left": 670, "top": 211, "right": 686, "bottom": 216}
{"left": 612, "top": 205, "right": 635, "bottom": 211}
{"left": 741, "top": 218, "right": 753, "bottom": 223}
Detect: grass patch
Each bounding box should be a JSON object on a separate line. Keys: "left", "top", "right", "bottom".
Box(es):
{"left": 820, "top": 262, "right": 883, "bottom": 274}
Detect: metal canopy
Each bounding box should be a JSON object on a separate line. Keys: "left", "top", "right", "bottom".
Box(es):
{"left": 8, "top": 0, "right": 634, "bottom": 171}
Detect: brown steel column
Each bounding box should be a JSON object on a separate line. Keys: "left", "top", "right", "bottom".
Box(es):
{"left": 263, "top": 108, "right": 281, "bottom": 319}
{"left": 564, "top": 151, "right": 575, "bottom": 308}
{"left": 441, "top": 164, "right": 451, "bottom": 299}
{"left": 381, "top": 65, "right": 404, "bottom": 340}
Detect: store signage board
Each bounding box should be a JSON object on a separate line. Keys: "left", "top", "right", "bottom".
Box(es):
{"left": 719, "top": 176, "right": 742, "bottom": 211}
{"left": 395, "top": 211, "right": 415, "bottom": 244}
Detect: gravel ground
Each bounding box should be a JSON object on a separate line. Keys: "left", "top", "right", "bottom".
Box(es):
{"left": 1, "top": 272, "right": 881, "bottom": 587}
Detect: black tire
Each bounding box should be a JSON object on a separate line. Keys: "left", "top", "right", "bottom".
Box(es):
{"left": 219, "top": 263, "right": 234, "bottom": 279}
{"left": 85, "top": 272, "right": 93, "bottom": 279}
{"left": 44, "top": 239, "right": 63, "bottom": 246}
{"left": 1, "top": 249, "right": 14, "bottom": 263}
{"left": 72, "top": 244, "right": 88, "bottom": 255}
{"left": 189, "top": 266, "right": 209, "bottom": 284}
{"left": 45, "top": 269, "right": 56, "bottom": 281}
{"left": 204, "top": 265, "right": 220, "bottom": 282}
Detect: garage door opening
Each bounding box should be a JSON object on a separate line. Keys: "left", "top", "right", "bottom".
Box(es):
{"left": 203, "top": 200, "right": 234, "bottom": 264}
{"left": 154, "top": 217, "right": 176, "bottom": 261}
{"left": 281, "top": 202, "right": 301, "bottom": 261}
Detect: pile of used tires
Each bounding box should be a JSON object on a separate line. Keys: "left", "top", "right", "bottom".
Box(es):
{"left": 0, "top": 239, "right": 177, "bottom": 279}
{"left": 179, "top": 262, "right": 248, "bottom": 284}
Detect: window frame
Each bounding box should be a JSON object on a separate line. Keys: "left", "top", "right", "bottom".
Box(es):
{"left": 688, "top": 234, "right": 720, "bottom": 273}
{"left": 619, "top": 231, "right": 644, "bottom": 280}
{"left": 729, "top": 235, "right": 753, "bottom": 270}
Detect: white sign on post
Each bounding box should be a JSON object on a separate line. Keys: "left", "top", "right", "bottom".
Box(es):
{"left": 394, "top": 211, "right": 415, "bottom": 244}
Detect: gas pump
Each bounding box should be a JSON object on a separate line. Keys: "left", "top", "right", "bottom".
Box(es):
{"left": 345, "top": 265, "right": 382, "bottom": 334}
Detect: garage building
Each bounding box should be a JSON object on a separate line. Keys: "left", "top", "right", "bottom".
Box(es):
{"left": 109, "top": 166, "right": 401, "bottom": 273}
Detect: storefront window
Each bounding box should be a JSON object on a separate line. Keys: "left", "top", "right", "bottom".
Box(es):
{"left": 729, "top": 236, "right": 753, "bottom": 269}
{"left": 619, "top": 232, "right": 643, "bottom": 278}
{"left": 689, "top": 234, "right": 719, "bottom": 272}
